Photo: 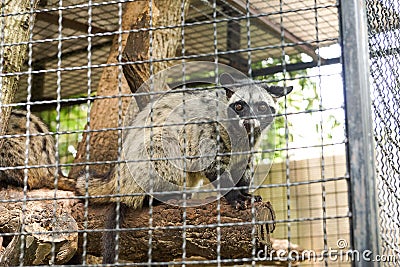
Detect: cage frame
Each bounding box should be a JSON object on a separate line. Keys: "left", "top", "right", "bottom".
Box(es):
{"left": 1, "top": 0, "right": 396, "bottom": 265}
{"left": 340, "top": 0, "right": 381, "bottom": 266}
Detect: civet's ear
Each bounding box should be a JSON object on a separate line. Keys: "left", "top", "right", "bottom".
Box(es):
{"left": 261, "top": 84, "right": 294, "bottom": 98}
{"left": 219, "top": 73, "right": 236, "bottom": 99}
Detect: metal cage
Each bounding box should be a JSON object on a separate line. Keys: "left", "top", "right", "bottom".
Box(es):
{"left": 0, "top": 0, "right": 398, "bottom": 266}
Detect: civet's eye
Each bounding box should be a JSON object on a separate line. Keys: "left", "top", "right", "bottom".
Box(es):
{"left": 235, "top": 103, "right": 243, "bottom": 111}
{"left": 258, "top": 104, "right": 268, "bottom": 112}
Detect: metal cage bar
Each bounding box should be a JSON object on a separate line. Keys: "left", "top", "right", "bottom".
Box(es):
{"left": 340, "top": 0, "right": 381, "bottom": 266}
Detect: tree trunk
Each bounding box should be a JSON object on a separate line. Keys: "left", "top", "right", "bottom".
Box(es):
{"left": 0, "top": 0, "right": 39, "bottom": 147}
{"left": 68, "top": 3, "right": 135, "bottom": 178}
{"left": 70, "top": 0, "right": 190, "bottom": 179}
{"left": 121, "top": 0, "right": 190, "bottom": 110}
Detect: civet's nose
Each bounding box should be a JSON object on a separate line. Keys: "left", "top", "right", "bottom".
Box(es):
{"left": 240, "top": 118, "right": 260, "bottom": 133}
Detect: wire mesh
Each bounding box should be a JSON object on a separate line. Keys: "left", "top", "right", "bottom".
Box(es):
{"left": 0, "top": 0, "right": 378, "bottom": 266}
{"left": 367, "top": 0, "right": 400, "bottom": 265}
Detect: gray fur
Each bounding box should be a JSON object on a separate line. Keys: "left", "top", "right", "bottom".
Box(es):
{"left": 76, "top": 79, "right": 293, "bottom": 208}
{"left": 75, "top": 78, "right": 292, "bottom": 264}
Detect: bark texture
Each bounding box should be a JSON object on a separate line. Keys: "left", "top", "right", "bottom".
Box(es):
{"left": 0, "top": 189, "right": 78, "bottom": 265}
{"left": 0, "top": 0, "right": 39, "bottom": 146}
{"left": 68, "top": 2, "right": 134, "bottom": 178}
{"left": 121, "top": 0, "right": 190, "bottom": 110}
{"left": 74, "top": 199, "right": 276, "bottom": 263}
{"left": 70, "top": 0, "right": 189, "bottom": 178}
{"left": 0, "top": 188, "right": 302, "bottom": 265}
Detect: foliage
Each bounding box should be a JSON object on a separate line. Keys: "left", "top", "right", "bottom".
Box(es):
{"left": 40, "top": 104, "right": 88, "bottom": 174}
{"left": 253, "top": 54, "right": 337, "bottom": 161}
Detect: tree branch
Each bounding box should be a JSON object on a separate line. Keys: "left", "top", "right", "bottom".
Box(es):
{"left": 121, "top": 0, "right": 190, "bottom": 110}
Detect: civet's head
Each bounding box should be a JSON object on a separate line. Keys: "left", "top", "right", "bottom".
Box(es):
{"left": 220, "top": 73, "right": 293, "bottom": 138}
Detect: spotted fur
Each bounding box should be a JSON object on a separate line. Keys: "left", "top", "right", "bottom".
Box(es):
{"left": 0, "top": 110, "right": 74, "bottom": 190}
{"left": 76, "top": 77, "right": 292, "bottom": 264}
{"left": 76, "top": 78, "right": 293, "bottom": 209}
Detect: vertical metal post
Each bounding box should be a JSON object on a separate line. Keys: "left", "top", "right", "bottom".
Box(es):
{"left": 339, "top": 0, "right": 381, "bottom": 266}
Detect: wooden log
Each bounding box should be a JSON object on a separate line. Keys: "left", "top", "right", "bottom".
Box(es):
{"left": 0, "top": 189, "right": 78, "bottom": 265}
{"left": 0, "top": 188, "right": 301, "bottom": 265}
{"left": 73, "top": 199, "right": 276, "bottom": 263}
